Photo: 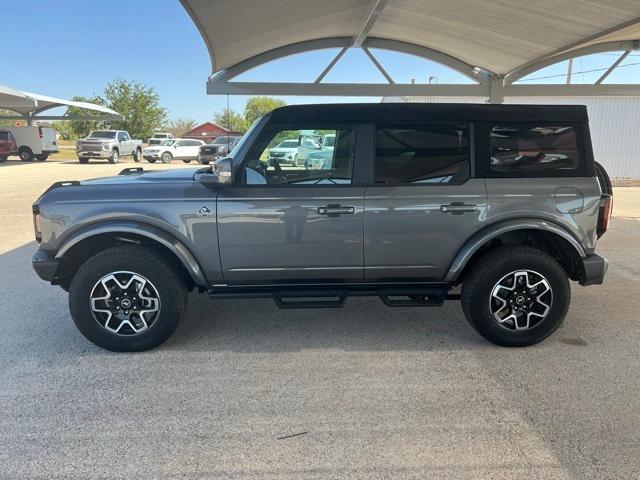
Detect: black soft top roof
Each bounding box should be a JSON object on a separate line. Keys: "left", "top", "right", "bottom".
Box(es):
{"left": 267, "top": 103, "right": 588, "bottom": 124}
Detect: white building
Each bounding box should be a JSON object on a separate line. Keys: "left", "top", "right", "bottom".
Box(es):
{"left": 383, "top": 96, "right": 640, "bottom": 179}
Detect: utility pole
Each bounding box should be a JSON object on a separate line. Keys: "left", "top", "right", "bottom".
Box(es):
{"left": 566, "top": 58, "right": 573, "bottom": 84}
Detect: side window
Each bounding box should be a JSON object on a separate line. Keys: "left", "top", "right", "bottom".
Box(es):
{"left": 490, "top": 125, "right": 581, "bottom": 175}
{"left": 174, "top": 140, "right": 185, "bottom": 147}
{"left": 244, "top": 127, "right": 356, "bottom": 185}
{"left": 375, "top": 124, "right": 469, "bottom": 184}
{"left": 118, "top": 132, "right": 130, "bottom": 142}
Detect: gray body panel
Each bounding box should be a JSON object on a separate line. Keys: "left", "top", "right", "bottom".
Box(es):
{"left": 33, "top": 104, "right": 606, "bottom": 290}
{"left": 363, "top": 180, "right": 488, "bottom": 281}
{"left": 36, "top": 169, "right": 223, "bottom": 284}
{"left": 217, "top": 186, "right": 365, "bottom": 283}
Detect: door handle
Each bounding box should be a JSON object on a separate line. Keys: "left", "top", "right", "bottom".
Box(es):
{"left": 318, "top": 204, "right": 355, "bottom": 216}
{"left": 440, "top": 203, "right": 477, "bottom": 214}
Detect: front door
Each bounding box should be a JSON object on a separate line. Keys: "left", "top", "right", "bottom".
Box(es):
{"left": 217, "top": 126, "right": 364, "bottom": 284}
{"left": 364, "top": 123, "right": 488, "bottom": 281}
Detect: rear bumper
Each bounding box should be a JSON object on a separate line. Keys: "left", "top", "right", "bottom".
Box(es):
{"left": 578, "top": 254, "right": 608, "bottom": 286}
{"left": 32, "top": 250, "right": 59, "bottom": 282}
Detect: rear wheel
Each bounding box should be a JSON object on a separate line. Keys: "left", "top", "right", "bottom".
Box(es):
{"left": 69, "top": 245, "right": 188, "bottom": 352}
{"left": 461, "top": 246, "right": 570, "bottom": 347}
{"left": 161, "top": 152, "right": 173, "bottom": 164}
{"left": 132, "top": 149, "right": 142, "bottom": 163}
{"left": 108, "top": 149, "right": 119, "bottom": 164}
{"left": 18, "top": 147, "right": 34, "bottom": 162}
{"left": 35, "top": 154, "right": 48, "bottom": 162}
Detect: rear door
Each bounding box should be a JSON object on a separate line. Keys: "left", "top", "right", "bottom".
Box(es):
{"left": 364, "top": 123, "right": 488, "bottom": 281}
{"left": 39, "top": 127, "right": 57, "bottom": 152}
{"left": 217, "top": 125, "right": 365, "bottom": 284}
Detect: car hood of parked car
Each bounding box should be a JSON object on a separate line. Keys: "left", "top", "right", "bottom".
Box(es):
{"left": 79, "top": 168, "right": 199, "bottom": 186}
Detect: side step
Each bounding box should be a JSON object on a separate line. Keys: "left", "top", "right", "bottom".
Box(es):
{"left": 273, "top": 289, "right": 347, "bottom": 309}
{"left": 378, "top": 287, "right": 446, "bottom": 307}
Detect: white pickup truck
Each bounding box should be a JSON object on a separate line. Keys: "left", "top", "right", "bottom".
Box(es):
{"left": 76, "top": 130, "right": 143, "bottom": 164}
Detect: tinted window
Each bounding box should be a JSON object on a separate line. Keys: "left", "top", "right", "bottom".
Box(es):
{"left": 245, "top": 127, "right": 355, "bottom": 185}
{"left": 0, "top": 131, "right": 9, "bottom": 141}
{"left": 375, "top": 124, "right": 469, "bottom": 184}
{"left": 490, "top": 125, "right": 580, "bottom": 174}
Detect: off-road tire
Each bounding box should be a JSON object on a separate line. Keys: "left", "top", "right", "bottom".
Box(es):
{"left": 133, "top": 149, "right": 142, "bottom": 162}
{"left": 461, "top": 246, "right": 570, "bottom": 347}
{"left": 69, "top": 245, "right": 188, "bottom": 352}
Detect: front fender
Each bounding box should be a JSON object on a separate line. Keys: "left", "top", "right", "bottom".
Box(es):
{"left": 444, "top": 218, "right": 586, "bottom": 282}
{"left": 55, "top": 221, "right": 208, "bottom": 286}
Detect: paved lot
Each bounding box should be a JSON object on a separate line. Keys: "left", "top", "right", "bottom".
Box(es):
{"left": 1, "top": 158, "right": 639, "bottom": 479}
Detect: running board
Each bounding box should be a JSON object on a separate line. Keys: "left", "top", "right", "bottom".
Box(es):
{"left": 378, "top": 287, "right": 446, "bottom": 307}
{"left": 273, "top": 289, "right": 347, "bottom": 309}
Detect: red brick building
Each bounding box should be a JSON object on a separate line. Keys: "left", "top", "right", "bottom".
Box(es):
{"left": 183, "top": 122, "right": 240, "bottom": 143}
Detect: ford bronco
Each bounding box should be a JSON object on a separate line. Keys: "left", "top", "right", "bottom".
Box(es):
{"left": 32, "top": 104, "right": 611, "bottom": 351}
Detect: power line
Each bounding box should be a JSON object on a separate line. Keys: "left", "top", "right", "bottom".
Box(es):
{"left": 520, "top": 61, "right": 640, "bottom": 81}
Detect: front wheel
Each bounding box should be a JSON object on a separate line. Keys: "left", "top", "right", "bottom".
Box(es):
{"left": 161, "top": 152, "right": 173, "bottom": 164}
{"left": 461, "top": 246, "right": 570, "bottom": 347}
{"left": 132, "top": 149, "right": 142, "bottom": 163}
{"left": 35, "top": 154, "right": 48, "bottom": 162}
{"left": 69, "top": 245, "right": 188, "bottom": 352}
{"left": 108, "top": 149, "right": 119, "bottom": 164}
{"left": 19, "top": 147, "right": 34, "bottom": 162}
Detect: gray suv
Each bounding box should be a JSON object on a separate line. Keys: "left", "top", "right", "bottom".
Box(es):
{"left": 32, "top": 104, "right": 611, "bottom": 351}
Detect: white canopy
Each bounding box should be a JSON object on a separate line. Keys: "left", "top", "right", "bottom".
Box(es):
{"left": 0, "top": 84, "right": 123, "bottom": 121}
{"left": 180, "top": 0, "right": 640, "bottom": 100}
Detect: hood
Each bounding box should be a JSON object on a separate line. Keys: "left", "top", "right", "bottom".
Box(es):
{"left": 80, "top": 168, "right": 200, "bottom": 186}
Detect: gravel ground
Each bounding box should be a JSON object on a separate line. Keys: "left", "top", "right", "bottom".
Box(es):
{"left": 1, "top": 158, "right": 639, "bottom": 479}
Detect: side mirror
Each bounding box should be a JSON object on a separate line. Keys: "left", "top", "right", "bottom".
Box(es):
{"left": 212, "top": 157, "right": 233, "bottom": 185}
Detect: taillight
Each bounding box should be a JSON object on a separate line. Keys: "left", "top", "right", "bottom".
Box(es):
{"left": 597, "top": 194, "right": 612, "bottom": 238}
{"left": 39, "top": 127, "right": 43, "bottom": 139}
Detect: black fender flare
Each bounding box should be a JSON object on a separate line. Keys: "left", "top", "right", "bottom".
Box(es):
{"left": 444, "top": 218, "right": 586, "bottom": 282}
{"left": 55, "top": 221, "right": 208, "bottom": 286}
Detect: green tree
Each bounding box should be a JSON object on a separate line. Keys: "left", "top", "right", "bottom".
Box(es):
{"left": 243, "top": 96, "right": 286, "bottom": 125}
{"left": 103, "top": 78, "right": 167, "bottom": 141}
{"left": 0, "top": 109, "right": 18, "bottom": 127}
{"left": 65, "top": 95, "right": 108, "bottom": 139}
{"left": 164, "top": 118, "right": 197, "bottom": 138}
{"left": 213, "top": 107, "right": 248, "bottom": 133}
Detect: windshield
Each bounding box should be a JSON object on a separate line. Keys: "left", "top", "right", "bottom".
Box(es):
{"left": 154, "top": 133, "right": 169, "bottom": 138}
{"left": 88, "top": 131, "right": 116, "bottom": 139}
{"left": 211, "top": 137, "right": 231, "bottom": 145}
{"left": 160, "top": 139, "right": 176, "bottom": 146}
{"left": 278, "top": 140, "right": 298, "bottom": 149}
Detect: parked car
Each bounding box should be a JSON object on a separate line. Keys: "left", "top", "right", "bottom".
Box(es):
{"left": 147, "top": 132, "right": 174, "bottom": 146}
{"left": 32, "top": 103, "right": 611, "bottom": 352}
{"left": 197, "top": 135, "right": 243, "bottom": 164}
{"left": 3, "top": 125, "right": 58, "bottom": 161}
{"left": 142, "top": 138, "right": 205, "bottom": 163}
{"left": 76, "top": 130, "right": 143, "bottom": 164}
{"left": 0, "top": 129, "right": 17, "bottom": 162}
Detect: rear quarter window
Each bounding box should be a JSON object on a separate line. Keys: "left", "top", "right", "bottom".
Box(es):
{"left": 485, "top": 124, "right": 586, "bottom": 177}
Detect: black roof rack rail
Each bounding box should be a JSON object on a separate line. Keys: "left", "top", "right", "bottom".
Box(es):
{"left": 119, "top": 167, "right": 144, "bottom": 175}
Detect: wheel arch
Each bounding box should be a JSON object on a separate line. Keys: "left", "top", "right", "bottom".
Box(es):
{"left": 445, "top": 219, "right": 586, "bottom": 283}
{"left": 54, "top": 222, "right": 207, "bottom": 289}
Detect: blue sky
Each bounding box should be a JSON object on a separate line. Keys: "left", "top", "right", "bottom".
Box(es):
{"left": 3, "top": 0, "right": 639, "bottom": 123}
